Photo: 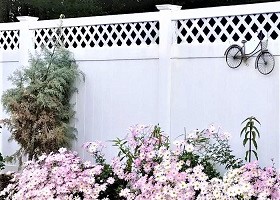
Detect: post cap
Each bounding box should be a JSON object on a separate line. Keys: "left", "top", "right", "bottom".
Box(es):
{"left": 156, "top": 4, "right": 182, "bottom": 11}
{"left": 16, "top": 16, "right": 39, "bottom": 22}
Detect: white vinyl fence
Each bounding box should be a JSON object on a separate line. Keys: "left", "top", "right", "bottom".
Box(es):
{"left": 1, "top": 2, "right": 280, "bottom": 170}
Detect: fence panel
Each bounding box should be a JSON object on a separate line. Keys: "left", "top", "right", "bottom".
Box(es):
{"left": 0, "top": 2, "right": 279, "bottom": 169}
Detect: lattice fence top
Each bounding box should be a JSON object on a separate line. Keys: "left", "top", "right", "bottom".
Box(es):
{"left": 34, "top": 21, "right": 159, "bottom": 49}
{"left": 0, "top": 30, "right": 19, "bottom": 50}
{"left": 175, "top": 12, "right": 280, "bottom": 44}
{"left": 2, "top": 11, "right": 280, "bottom": 50}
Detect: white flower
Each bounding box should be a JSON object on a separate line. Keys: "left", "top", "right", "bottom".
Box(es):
{"left": 38, "top": 154, "right": 47, "bottom": 161}
{"left": 88, "top": 143, "right": 98, "bottom": 153}
{"left": 100, "top": 184, "right": 107, "bottom": 191}
{"left": 0, "top": 190, "right": 6, "bottom": 196}
{"left": 83, "top": 161, "right": 92, "bottom": 168}
{"left": 186, "top": 144, "right": 194, "bottom": 152}
{"left": 173, "top": 140, "right": 181, "bottom": 146}
{"left": 107, "top": 177, "right": 115, "bottom": 184}
{"left": 209, "top": 124, "right": 216, "bottom": 133}
{"left": 219, "top": 131, "right": 231, "bottom": 140}
{"left": 119, "top": 188, "right": 130, "bottom": 197}
{"left": 58, "top": 147, "right": 67, "bottom": 153}
{"left": 185, "top": 160, "right": 191, "bottom": 166}
{"left": 188, "top": 130, "right": 199, "bottom": 139}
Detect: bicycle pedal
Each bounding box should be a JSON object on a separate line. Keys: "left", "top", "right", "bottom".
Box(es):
{"left": 243, "top": 60, "right": 249, "bottom": 66}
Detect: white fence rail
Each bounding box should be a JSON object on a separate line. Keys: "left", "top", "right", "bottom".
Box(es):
{"left": 1, "top": 2, "right": 280, "bottom": 170}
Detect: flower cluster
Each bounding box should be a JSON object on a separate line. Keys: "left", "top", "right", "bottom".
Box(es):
{"left": 197, "top": 161, "right": 280, "bottom": 199}
{"left": 238, "top": 161, "right": 280, "bottom": 199}
{"left": 111, "top": 125, "right": 211, "bottom": 199}
{"left": 0, "top": 148, "right": 113, "bottom": 200}
{"left": 83, "top": 141, "right": 104, "bottom": 155}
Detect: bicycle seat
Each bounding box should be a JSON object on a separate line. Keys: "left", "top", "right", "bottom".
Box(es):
{"left": 241, "top": 40, "right": 247, "bottom": 43}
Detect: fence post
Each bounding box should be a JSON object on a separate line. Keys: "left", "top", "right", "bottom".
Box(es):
{"left": 16, "top": 16, "right": 39, "bottom": 67}
{"left": 156, "top": 4, "right": 181, "bottom": 136}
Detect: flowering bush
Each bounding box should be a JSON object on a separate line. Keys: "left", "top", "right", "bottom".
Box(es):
{"left": 1, "top": 124, "right": 279, "bottom": 200}
{"left": 0, "top": 148, "right": 114, "bottom": 200}
{"left": 110, "top": 124, "right": 224, "bottom": 199}
{"left": 108, "top": 124, "right": 280, "bottom": 200}
{"left": 197, "top": 161, "right": 280, "bottom": 199}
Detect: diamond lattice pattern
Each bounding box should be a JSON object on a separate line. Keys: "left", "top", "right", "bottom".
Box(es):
{"left": 176, "top": 13, "right": 280, "bottom": 44}
{"left": 0, "top": 30, "right": 19, "bottom": 50}
{"left": 34, "top": 21, "right": 159, "bottom": 49}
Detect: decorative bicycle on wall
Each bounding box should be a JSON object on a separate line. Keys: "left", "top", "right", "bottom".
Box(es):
{"left": 225, "top": 31, "right": 275, "bottom": 75}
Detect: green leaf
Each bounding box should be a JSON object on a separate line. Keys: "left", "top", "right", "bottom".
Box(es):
{"left": 243, "top": 138, "right": 249, "bottom": 146}
{"left": 252, "top": 131, "right": 256, "bottom": 140}
{"left": 251, "top": 121, "right": 254, "bottom": 127}
{"left": 252, "top": 150, "right": 258, "bottom": 160}
{"left": 245, "top": 131, "right": 250, "bottom": 140}
{"left": 240, "top": 126, "right": 247, "bottom": 136}
{"left": 252, "top": 126, "right": 260, "bottom": 138}
{"left": 241, "top": 117, "right": 252, "bottom": 124}
{"left": 253, "top": 117, "right": 261, "bottom": 125}
{"left": 245, "top": 150, "right": 249, "bottom": 161}
{"left": 252, "top": 140, "right": 258, "bottom": 150}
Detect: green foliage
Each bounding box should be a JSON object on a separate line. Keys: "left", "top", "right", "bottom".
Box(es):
{"left": 113, "top": 137, "right": 134, "bottom": 172}
{"left": 0, "top": 126, "right": 5, "bottom": 171}
{"left": 97, "top": 163, "right": 127, "bottom": 200}
{"left": 83, "top": 142, "right": 128, "bottom": 200}
{"left": 1, "top": 46, "right": 80, "bottom": 163}
{"left": 202, "top": 133, "right": 243, "bottom": 170}
{"left": 0, "top": 153, "right": 5, "bottom": 171}
{"left": 186, "top": 128, "right": 243, "bottom": 170}
{"left": 177, "top": 128, "right": 242, "bottom": 179}
{"left": 179, "top": 151, "right": 221, "bottom": 179}
{"left": 0, "top": 173, "right": 13, "bottom": 193}
{"left": 240, "top": 116, "right": 261, "bottom": 162}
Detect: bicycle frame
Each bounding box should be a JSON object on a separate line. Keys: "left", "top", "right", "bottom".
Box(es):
{"left": 241, "top": 40, "right": 263, "bottom": 59}
{"left": 224, "top": 33, "right": 267, "bottom": 59}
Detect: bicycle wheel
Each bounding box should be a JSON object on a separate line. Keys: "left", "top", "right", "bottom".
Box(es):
{"left": 256, "top": 52, "right": 275, "bottom": 75}
{"left": 225, "top": 46, "right": 242, "bottom": 68}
